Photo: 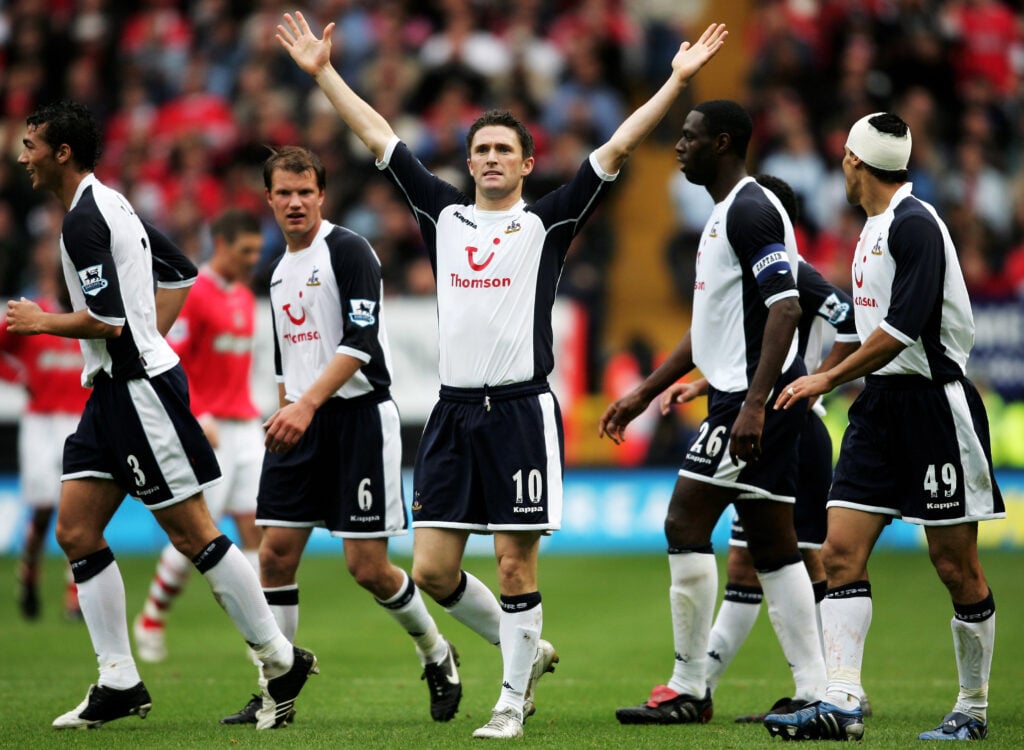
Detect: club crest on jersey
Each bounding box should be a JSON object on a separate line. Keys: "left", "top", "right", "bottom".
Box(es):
{"left": 708, "top": 220, "right": 720, "bottom": 238}
{"left": 306, "top": 266, "right": 321, "bottom": 286}
{"left": 348, "top": 299, "right": 376, "bottom": 327}
{"left": 871, "top": 235, "right": 883, "bottom": 255}
{"left": 78, "top": 265, "right": 109, "bottom": 296}
{"left": 504, "top": 219, "right": 521, "bottom": 234}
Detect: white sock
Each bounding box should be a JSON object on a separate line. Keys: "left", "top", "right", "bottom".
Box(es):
{"left": 141, "top": 543, "right": 191, "bottom": 626}
{"left": 951, "top": 592, "right": 996, "bottom": 721}
{"left": 706, "top": 585, "right": 763, "bottom": 694}
{"left": 263, "top": 584, "right": 299, "bottom": 642}
{"left": 194, "top": 536, "right": 292, "bottom": 678}
{"left": 758, "top": 560, "right": 827, "bottom": 702}
{"left": 377, "top": 570, "right": 444, "bottom": 664}
{"left": 72, "top": 550, "right": 141, "bottom": 689}
{"left": 440, "top": 570, "right": 501, "bottom": 645}
{"left": 667, "top": 551, "right": 717, "bottom": 697}
{"left": 495, "top": 594, "right": 542, "bottom": 715}
{"left": 821, "top": 581, "right": 872, "bottom": 710}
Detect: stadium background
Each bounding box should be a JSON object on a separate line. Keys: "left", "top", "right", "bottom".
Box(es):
{"left": 0, "top": 0, "right": 1021, "bottom": 555}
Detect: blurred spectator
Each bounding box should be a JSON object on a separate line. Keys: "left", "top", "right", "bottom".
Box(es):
{"left": 493, "top": 0, "right": 564, "bottom": 107}
{"left": 119, "top": 0, "right": 191, "bottom": 102}
{"left": 941, "top": 0, "right": 1020, "bottom": 98}
{"left": 540, "top": 38, "right": 625, "bottom": 146}
{"left": 547, "top": 0, "right": 636, "bottom": 95}
{"left": 758, "top": 89, "right": 828, "bottom": 232}
{"left": 943, "top": 137, "right": 1013, "bottom": 243}
{"left": 152, "top": 57, "right": 238, "bottom": 163}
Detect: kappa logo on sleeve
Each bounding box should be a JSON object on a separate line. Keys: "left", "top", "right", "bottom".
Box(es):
{"left": 78, "top": 265, "right": 109, "bottom": 296}
{"left": 348, "top": 299, "right": 377, "bottom": 327}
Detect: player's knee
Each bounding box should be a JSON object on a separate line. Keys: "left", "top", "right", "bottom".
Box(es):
{"left": 258, "top": 545, "right": 298, "bottom": 585}
{"left": 821, "top": 539, "right": 859, "bottom": 582}
{"left": 929, "top": 551, "right": 982, "bottom": 596}
{"left": 54, "top": 520, "right": 99, "bottom": 558}
{"left": 346, "top": 556, "right": 386, "bottom": 591}
{"left": 664, "top": 513, "right": 700, "bottom": 547}
{"left": 411, "top": 562, "right": 457, "bottom": 600}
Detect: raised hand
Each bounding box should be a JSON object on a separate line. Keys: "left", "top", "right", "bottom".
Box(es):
{"left": 672, "top": 23, "right": 729, "bottom": 83}
{"left": 276, "top": 11, "right": 335, "bottom": 77}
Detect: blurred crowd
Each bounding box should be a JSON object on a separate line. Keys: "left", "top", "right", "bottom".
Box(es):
{"left": 665, "top": 0, "right": 1024, "bottom": 302}
{"left": 1, "top": 0, "right": 1024, "bottom": 395}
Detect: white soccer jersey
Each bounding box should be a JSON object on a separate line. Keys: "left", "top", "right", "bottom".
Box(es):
{"left": 851, "top": 183, "right": 974, "bottom": 381}
{"left": 691, "top": 177, "right": 800, "bottom": 392}
{"left": 268, "top": 220, "right": 393, "bottom": 403}
{"left": 378, "top": 137, "right": 616, "bottom": 388}
{"left": 60, "top": 173, "right": 195, "bottom": 386}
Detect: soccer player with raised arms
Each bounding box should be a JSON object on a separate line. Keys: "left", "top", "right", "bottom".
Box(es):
{"left": 276, "top": 11, "right": 727, "bottom": 739}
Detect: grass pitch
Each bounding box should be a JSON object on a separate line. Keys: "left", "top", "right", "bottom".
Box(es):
{"left": 2, "top": 549, "right": 1022, "bottom": 749}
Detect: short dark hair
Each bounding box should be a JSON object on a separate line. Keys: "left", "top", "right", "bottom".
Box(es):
{"left": 465, "top": 109, "right": 534, "bottom": 159}
{"left": 862, "top": 113, "right": 909, "bottom": 184}
{"left": 263, "top": 146, "right": 326, "bottom": 190}
{"left": 210, "top": 208, "right": 262, "bottom": 242}
{"left": 753, "top": 173, "right": 799, "bottom": 224}
{"left": 693, "top": 99, "right": 753, "bottom": 158}
{"left": 26, "top": 100, "right": 102, "bottom": 171}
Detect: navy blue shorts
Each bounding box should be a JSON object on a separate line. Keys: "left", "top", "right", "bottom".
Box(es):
{"left": 731, "top": 408, "right": 831, "bottom": 548}
{"left": 256, "top": 394, "right": 407, "bottom": 538}
{"left": 62, "top": 365, "right": 221, "bottom": 509}
{"left": 679, "top": 359, "right": 806, "bottom": 502}
{"left": 412, "top": 380, "right": 564, "bottom": 532}
{"left": 829, "top": 375, "right": 1004, "bottom": 525}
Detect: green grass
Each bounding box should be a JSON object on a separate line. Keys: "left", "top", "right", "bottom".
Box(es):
{"left": 2, "top": 550, "right": 1022, "bottom": 748}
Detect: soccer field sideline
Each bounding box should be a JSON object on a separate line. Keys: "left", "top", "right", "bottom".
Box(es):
{"left": 3, "top": 468, "right": 1023, "bottom": 558}
{"left": 2, "top": 550, "right": 1022, "bottom": 749}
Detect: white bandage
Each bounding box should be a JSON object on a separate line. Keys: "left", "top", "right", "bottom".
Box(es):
{"left": 845, "top": 113, "right": 911, "bottom": 171}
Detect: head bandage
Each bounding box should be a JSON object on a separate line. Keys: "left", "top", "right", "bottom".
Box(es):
{"left": 845, "top": 113, "right": 911, "bottom": 171}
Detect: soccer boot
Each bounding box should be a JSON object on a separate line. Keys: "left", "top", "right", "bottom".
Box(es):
{"left": 422, "top": 639, "right": 462, "bottom": 722}
{"left": 133, "top": 615, "right": 167, "bottom": 663}
{"left": 256, "top": 646, "right": 318, "bottom": 730}
{"left": 918, "top": 711, "right": 988, "bottom": 741}
{"left": 860, "top": 694, "right": 873, "bottom": 718}
{"left": 616, "top": 685, "right": 713, "bottom": 725}
{"left": 735, "top": 696, "right": 807, "bottom": 724}
{"left": 219, "top": 693, "right": 297, "bottom": 725}
{"left": 764, "top": 699, "right": 865, "bottom": 741}
{"left": 52, "top": 682, "right": 152, "bottom": 729}
{"left": 472, "top": 707, "right": 525, "bottom": 739}
{"left": 522, "top": 639, "right": 559, "bottom": 721}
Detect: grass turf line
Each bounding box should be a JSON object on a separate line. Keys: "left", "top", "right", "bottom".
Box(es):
{"left": 2, "top": 550, "right": 1022, "bottom": 748}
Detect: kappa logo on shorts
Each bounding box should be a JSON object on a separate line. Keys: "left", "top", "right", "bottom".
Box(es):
{"left": 78, "top": 265, "right": 109, "bottom": 296}
{"left": 348, "top": 299, "right": 376, "bottom": 327}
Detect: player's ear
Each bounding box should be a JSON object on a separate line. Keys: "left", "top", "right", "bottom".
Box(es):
{"left": 521, "top": 156, "right": 535, "bottom": 177}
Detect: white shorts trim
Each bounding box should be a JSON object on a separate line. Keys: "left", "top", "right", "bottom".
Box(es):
{"left": 678, "top": 469, "right": 796, "bottom": 503}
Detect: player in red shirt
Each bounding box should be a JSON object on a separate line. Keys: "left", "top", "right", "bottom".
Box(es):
{"left": 133, "top": 209, "right": 265, "bottom": 662}
{"left": 1, "top": 270, "right": 90, "bottom": 621}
